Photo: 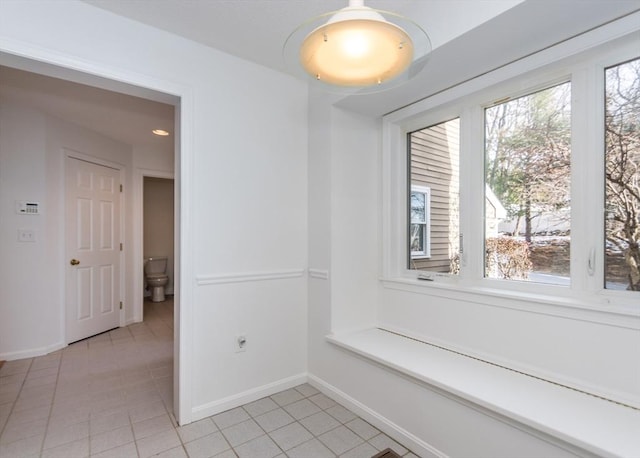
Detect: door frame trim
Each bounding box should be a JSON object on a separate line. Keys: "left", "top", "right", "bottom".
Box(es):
{"left": 133, "top": 168, "right": 175, "bottom": 324}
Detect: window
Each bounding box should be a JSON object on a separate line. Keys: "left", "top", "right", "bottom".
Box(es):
{"left": 410, "top": 185, "right": 431, "bottom": 259}
{"left": 382, "top": 27, "right": 639, "bottom": 309}
{"left": 484, "top": 83, "right": 571, "bottom": 285}
{"left": 605, "top": 58, "right": 640, "bottom": 292}
{"left": 408, "top": 119, "right": 460, "bottom": 274}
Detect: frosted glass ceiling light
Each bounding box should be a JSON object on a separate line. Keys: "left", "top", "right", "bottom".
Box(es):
{"left": 284, "top": 0, "right": 431, "bottom": 94}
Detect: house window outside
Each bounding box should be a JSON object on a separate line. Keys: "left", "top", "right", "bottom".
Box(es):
{"left": 410, "top": 186, "right": 431, "bottom": 258}
{"left": 484, "top": 82, "right": 571, "bottom": 284}
{"left": 408, "top": 119, "right": 460, "bottom": 273}
{"left": 605, "top": 58, "right": 640, "bottom": 292}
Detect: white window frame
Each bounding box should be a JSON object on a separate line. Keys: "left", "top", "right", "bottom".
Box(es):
{"left": 409, "top": 185, "right": 431, "bottom": 259}
{"left": 382, "top": 19, "right": 640, "bottom": 317}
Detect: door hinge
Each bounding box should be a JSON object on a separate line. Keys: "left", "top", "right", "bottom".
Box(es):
{"left": 120, "top": 242, "right": 123, "bottom": 251}
{"left": 120, "top": 184, "right": 123, "bottom": 193}
{"left": 119, "top": 301, "right": 123, "bottom": 310}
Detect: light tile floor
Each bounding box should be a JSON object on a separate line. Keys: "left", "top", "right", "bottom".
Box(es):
{"left": 0, "top": 299, "right": 418, "bottom": 458}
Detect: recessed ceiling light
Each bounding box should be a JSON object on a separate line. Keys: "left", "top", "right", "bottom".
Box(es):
{"left": 152, "top": 129, "right": 170, "bottom": 136}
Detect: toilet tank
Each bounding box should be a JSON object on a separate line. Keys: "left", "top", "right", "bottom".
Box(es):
{"left": 145, "top": 256, "right": 167, "bottom": 275}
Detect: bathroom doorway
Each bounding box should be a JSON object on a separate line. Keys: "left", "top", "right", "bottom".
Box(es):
{"left": 143, "top": 176, "right": 175, "bottom": 305}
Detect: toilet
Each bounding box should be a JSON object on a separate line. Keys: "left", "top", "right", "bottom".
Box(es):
{"left": 144, "top": 256, "right": 169, "bottom": 302}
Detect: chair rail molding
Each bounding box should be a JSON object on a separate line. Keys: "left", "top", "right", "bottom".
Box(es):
{"left": 196, "top": 269, "right": 305, "bottom": 286}
{"left": 308, "top": 268, "right": 330, "bottom": 280}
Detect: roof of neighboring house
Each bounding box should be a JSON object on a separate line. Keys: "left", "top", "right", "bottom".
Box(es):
{"left": 485, "top": 184, "right": 507, "bottom": 219}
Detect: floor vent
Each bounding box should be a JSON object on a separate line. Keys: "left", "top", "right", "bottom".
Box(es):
{"left": 372, "top": 448, "right": 402, "bottom": 458}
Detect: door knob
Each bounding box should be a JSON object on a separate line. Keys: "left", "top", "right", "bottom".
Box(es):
{"left": 70, "top": 259, "right": 80, "bottom": 266}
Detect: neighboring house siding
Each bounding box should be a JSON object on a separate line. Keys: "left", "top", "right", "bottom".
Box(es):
{"left": 410, "top": 121, "right": 460, "bottom": 272}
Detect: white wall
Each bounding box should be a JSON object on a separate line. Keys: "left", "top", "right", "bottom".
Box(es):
{"left": 134, "top": 145, "right": 175, "bottom": 173}
{"left": 306, "top": 90, "right": 379, "bottom": 374}
{"left": 0, "top": 101, "right": 134, "bottom": 358}
{"left": 0, "top": 0, "right": 308, "bottom": 424}
{"left": 0, "top": 104, "right": 53, "bottom": 357}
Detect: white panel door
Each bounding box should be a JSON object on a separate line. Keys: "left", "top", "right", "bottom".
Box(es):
{"left": 66, "top": 156, "right": 121, "bottom": 343}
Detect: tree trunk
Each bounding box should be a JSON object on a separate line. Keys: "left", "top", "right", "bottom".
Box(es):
{"left": 626, "top": 243, "right": 640, "bottom": 291}
{"left": 524, "top": 187, "right": 532, "bottom": 243}
{"left": 512, "top": 215, "right": 521, "bottom": 237}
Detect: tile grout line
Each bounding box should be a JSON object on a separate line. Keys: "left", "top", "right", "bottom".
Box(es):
{"left": 41, "top": 354, "right": 61, "bottom": 457}
{"left": 221, "top": 386, "right": 380, "bottom": 458}
{"left": 0, "top": 357, "right": 34, "bottom": 450}
{"left": 240, "top": 402, "right": 288, "bottom": 457}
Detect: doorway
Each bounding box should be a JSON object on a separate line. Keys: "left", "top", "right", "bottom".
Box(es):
{"left": 143, "top": 177, "right": 175, "bottom": 309}
{"left": 0, "top": 52, "right": 188, "bottom": 423}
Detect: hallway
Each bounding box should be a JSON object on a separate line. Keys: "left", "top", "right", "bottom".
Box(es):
{"left": 0, "top": 300, "right": 416, "bottom": 458}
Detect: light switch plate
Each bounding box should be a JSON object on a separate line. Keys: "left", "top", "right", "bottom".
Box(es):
{"left": 18, "top": 229, "right": 36, "bottom": 242}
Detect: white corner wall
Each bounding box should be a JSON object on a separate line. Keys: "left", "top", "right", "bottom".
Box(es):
{"left": 0, "top": 0, "right": 308, "bottom": 424}
{"left": 307, "top": 88, "right": 379, "bottom": 377}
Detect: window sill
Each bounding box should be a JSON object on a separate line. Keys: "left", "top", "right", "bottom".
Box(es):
{"left": 327, "top": 328, "right": 640, "bottom": 458}
{"left": 381, "top": 277, "right": 640, "bottom": 330}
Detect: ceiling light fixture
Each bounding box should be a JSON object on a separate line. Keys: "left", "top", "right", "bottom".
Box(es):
{"left": 284, "top": 0, "right": 431, "bottom": 94}
{"left": 152, "top": 129, "right": 170, "bottom": 136}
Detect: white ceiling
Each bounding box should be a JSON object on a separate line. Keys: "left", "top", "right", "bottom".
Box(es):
{"left": 2, "top": 0, "right": 639, "bottom": 152}
{"left": 81, "top": 0, "right": 523, "bottom": 74}
{"left": 0, "top": 65, "right": 175, "bottom": 155}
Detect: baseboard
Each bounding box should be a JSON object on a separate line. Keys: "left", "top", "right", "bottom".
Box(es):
{"left": 0, "top": 341, "right": 66, "bottom": 361}
{"left": 191, "top": 373, "right": 308, "bottom": 422}
{"left": 307, "top": 374, "right": 448, "bottom": 458}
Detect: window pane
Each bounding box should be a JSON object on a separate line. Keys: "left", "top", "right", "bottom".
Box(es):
{"left": 411, "top": 192, "right": 426, "bottom": 223}
{"left": 484, "top": 83, "right": 571, "bottom": 284}
{"left": 408, "top": 119, "right": 460, "bottom": 273}
{"left": 605, "top": 58, "right": 640, "bottom": 292}
{"left": 410, "top": 224, "right": 425, "bottom": 253}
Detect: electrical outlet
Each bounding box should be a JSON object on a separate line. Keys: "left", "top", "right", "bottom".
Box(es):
{"left": 235, "top": 334, "right": 247, "bottom": 353}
